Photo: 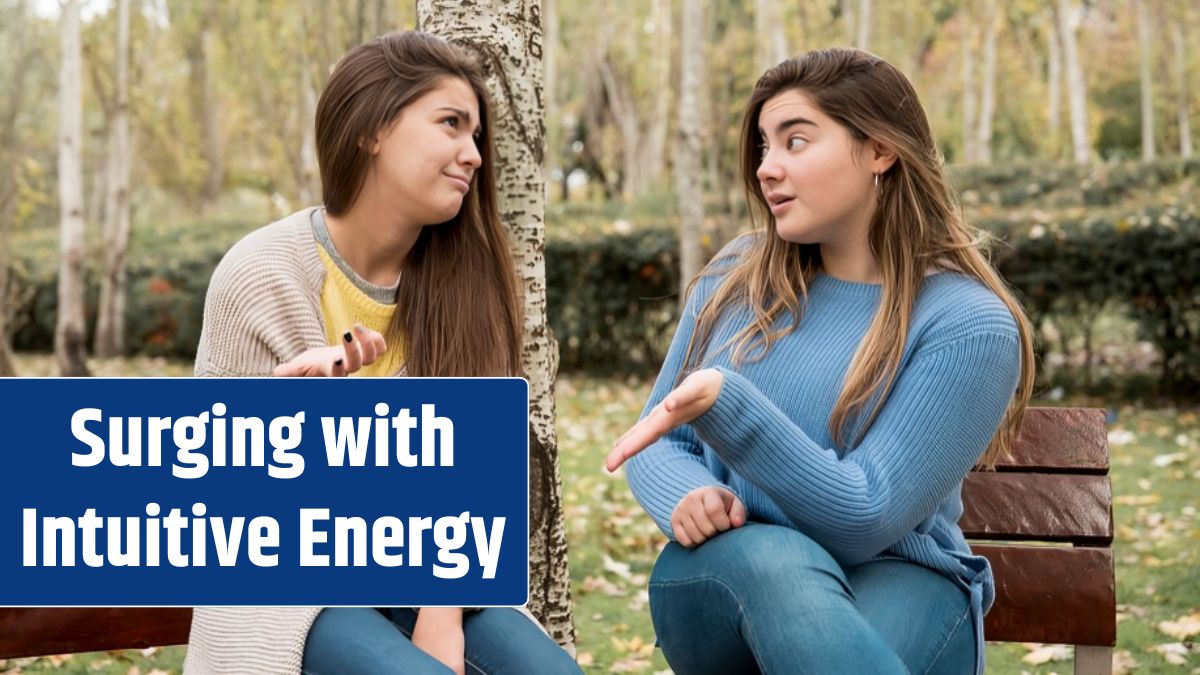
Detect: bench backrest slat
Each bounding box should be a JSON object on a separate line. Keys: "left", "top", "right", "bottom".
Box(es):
{"left": 0, "top": 608, "right": 192, "bottom": 659}
{"left": 960, "top": 472, "right": 1113, "bottom": 545}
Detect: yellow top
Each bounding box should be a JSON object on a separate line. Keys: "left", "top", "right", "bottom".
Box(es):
{"left": 317, "top": 245, "right": 405, "bottom": 377}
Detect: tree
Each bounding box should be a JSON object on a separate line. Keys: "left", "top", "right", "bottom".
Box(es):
{"left": 1053, "top": 0, "right": 1090, "bottom": 164}
{"left": 1176, "top": 21, "right": 1193, "bottom": 158}
{"left": 676, "top": 0, "right": 705, "bottom": 293}
{"left": 94, "top": 0, "right": 132, "bottom": 357}
{"left": 857, "top": 0, "right": 872, "bottom": 51}
{"left": 1135, "top": 0, "right": 1156, "bottom": 161}
{"left": 56, "top": 0, "right": 90, "bottom": 377}
{"left": 975, "top": 0, "right": 998, "bottom": 163}
{"left": 416, "top": 0, "right": 576, "bottom": 650}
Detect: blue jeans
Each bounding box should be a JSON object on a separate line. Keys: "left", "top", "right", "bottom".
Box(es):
{"left": 302, "top": 607, "right": 582, "bottom": 674}
{"left": 649, "top": 524, "right": 975, "bottom": 674}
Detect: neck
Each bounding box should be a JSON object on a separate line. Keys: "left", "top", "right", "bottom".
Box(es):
{"left": 819, "top": 207, "right": 880, "bottom": 284}
{"left": 324, "top": 187, "right": 422, "bottom": 287}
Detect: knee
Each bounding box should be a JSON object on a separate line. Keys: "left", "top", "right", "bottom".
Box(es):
{"left": 710, "top": 525, "right": 849, "bottom": 597}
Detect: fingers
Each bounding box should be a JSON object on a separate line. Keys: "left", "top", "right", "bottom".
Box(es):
{"left": 341, "top": 329, "right": 364, "bottom": 372}
{"left": 702, "top": 489, "right": 732, "bottom": 532}
{"left": 722, "top": 490, "right": 748, "bottom": 527}
{"left": 352, "top": 324, "right": 385, "bottom": 365}
{"left": 606, "top": 405, "right": 676, "bottom": 472}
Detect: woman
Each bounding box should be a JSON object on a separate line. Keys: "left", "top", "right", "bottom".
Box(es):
{"left": 186, "top": 31, "right": 579, "bottom": 675}
{"left": 607, "top": 48, "right": 1035, "bottom": 674}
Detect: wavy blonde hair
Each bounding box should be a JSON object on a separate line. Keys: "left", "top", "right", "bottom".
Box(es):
{"left": 680, "top": 48, "right": 1034, "bottom": 468}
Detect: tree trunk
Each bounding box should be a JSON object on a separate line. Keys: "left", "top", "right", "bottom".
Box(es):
{"left": 1135, "top": 0, "right": 1156, "bottom": 161}
{"left": 755, "top": 0, "right": 789, "bottom": 71}
{"left": 187, "top": 1, "right": 222, "bottom": 209}
{"left": 961, "top": 23, "right": 977, "bottom": 163}
{"left": 1054, "top": 0, "right": 1090, "bottom": 165}
{"left": 975, "top": 0, "right": 997, "bottom": 164}
{"left": 856, "top": 0, "right": 871, "bottom": 51}
{"left": 416, "top": 0, "right": 576, "bottom": 651}
{"left": 95, "top": 0, "right": 132, "bottom": 358}
{"left": 298, "top": 63, "right": 319, "bottom": 205}
{"left": 1047, "top": 10, "right": 1063, "bottom": 159}
{"left": 840, "top": 0, "right": 855, "bottom": 46}
{"left": 1174, "top": 22, "right": 1192, "bottom": 157}
{"left": 57, "top": 0, "right": 90, "bottom": 377}
{"left": 676, "top": 0, "right": 704, "bottom": 293}
{"left": 637, "top": 0, "right": 671, "bottom": 193}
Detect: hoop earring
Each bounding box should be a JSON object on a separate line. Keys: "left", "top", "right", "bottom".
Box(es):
{"left": 874, "top": 172, "right": 880, "bottom": 191}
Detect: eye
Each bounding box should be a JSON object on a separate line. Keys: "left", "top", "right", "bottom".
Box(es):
{"left": 787, "top": 136, "right": 807, "bottom": 150}
{"left": 759, "top": 142, "right": 769, "bottom": 161}
{"left": 441, "top": 116, "right": 460, "bottom": 129}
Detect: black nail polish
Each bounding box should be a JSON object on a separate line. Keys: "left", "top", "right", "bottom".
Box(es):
{"left": 343, "top": 331, "right": 353, "bottom": 342}
{"left": 334, "top": 359, "right": 344, "bottom": 367}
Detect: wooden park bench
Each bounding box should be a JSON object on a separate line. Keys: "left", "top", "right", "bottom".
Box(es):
{"left": 961, "top": 406, "right": 1116, "bottom": 675}
{"left": 0, "top": 408, "right": 1115, "bottom": 672}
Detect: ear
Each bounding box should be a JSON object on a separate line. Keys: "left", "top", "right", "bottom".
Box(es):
{"left": 867, "top": 139, "right": 898, "bottom": 175}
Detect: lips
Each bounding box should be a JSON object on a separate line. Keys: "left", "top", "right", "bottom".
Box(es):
{"left": 766, "top": 193, "right": 795, "bottom": 214}
{"left": 444, "top": 174, "right": 471, "bottom": 193}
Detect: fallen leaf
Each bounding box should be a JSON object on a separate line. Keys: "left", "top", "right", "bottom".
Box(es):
{"left": 1022, "top": 644, "right": 1072, "bottom": 665}
{"left": 1112, "top": 649, "right": 1138, "bottom": 675}
{"left": 1149, "top": 642, "right": 1190, "bottom": 666}
{"left": 1159, "top": 612, "right": 1200, "bottom": 640}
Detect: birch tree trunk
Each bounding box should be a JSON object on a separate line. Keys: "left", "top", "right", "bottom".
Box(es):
{"left": 1048, "top": 11, "right": 1063, "bottom": 158}
{"left": 856, "top": 0, "right": 872, "bottom": 51}
{"left": 1135, "top": 0, "right": 1156, "bottom": 161}
{"left": 975, "top": 0, "right": 998, "bottom": 164}
{"left": 417, "top": 0, "right": 576, "bottom": 650}
{"left": 1177, "top": 23, "right": 1193, "bottom": 158}
{"left": 57, "top": 0, "right": 90, "bottom": 377}
{"left": 95, "top": 0, "right": 132, "bottom": 357}
{"left": 676, "top": 0, "right": 704, "bottom": 293}
{"left": 840, "top": 0, "right": 855, "bottom": 47}
{"left": 755, "top": 0, "right": 789, "bottom": 71}
{"left": 637, "top": 0, "right": 670, "bottom": 191}
{"left": 1054, "top": 0, "right": 1091, "bottom": 165}
{"left": 961, "top": 24, "right": 977, "bottom": 163}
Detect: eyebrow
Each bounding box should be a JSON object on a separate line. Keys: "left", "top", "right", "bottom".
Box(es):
{"left": 758, "top": 116, "right": 818, "bottom": 137}
{"left": 437, "top": 107, "right": 481, "bottom": 135}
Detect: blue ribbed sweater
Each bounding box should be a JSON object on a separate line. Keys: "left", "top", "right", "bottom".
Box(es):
{"left": 625, "top": 249, "right": 1021, "bottom": 674}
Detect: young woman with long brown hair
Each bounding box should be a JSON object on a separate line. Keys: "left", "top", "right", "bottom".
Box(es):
{"left": 186, "top": 31, "right": 580, "bottom": 675}
{"left": 607, "top": 48, "right": 1035, "bottom": 674}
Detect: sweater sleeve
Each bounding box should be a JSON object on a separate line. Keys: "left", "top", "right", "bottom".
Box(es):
{"left": 625, "top": 273, "right": 736, "bottom": 539}
{"left": 689, "top": 329, "right": 1020, "bottom": 565}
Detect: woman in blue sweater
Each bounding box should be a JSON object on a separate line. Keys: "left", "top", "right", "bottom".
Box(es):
{"left": 606, "top": 48, "right": 1035, "bottom": 674}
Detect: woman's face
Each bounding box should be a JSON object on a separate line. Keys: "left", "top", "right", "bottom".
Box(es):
{"left": 754, "top": 89, "right": 877, "bottom": 247}
{"left": 368, "top": 77, "right": 483, "bottom": 226}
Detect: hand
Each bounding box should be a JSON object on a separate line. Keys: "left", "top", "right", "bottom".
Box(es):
{"left": 410, "top": 607, "right": 466, "bottom": 675}
{"left": 671, "top": 486, "right": 747, "bottom": 548}
{"left": 606, "top": 368, "right": 724, "bottom": 472}
{"left": 272, "top": 324, "right": 387, "bottom": 377}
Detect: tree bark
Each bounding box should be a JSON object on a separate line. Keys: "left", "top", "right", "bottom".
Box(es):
{"left": 856, "top": 0, "right": 871, "bottom": 51}
{"left": 961, "top": 22, "right": 977, "bottom": 163}
{"left": 637, "top": 0, "right": 671, "bottom": 193}
{"left": 417, "top": 0, "right": 576, "bottom": 651}
{"left": 95, "top": 0, "right": 133, "bottom": 358}
{"left": 975, "top": 0, "right": 998, "bottom": 164}
{"left": 1135, "top": 0, "right": 1156, "bottom": 161}
{"left": 57, "top": 0, "right": 90, "bottom": 377}
{"left": 1047, "top": 10, "right": 1063, "bottom": 159}
{"left": 1054, "top": 0, "right": 1090, "bottom": 165}
{"left": 676, "top": 0, "right": 704, "bottom": 293}
{"left": 840, "top": 0, "right": 855, "bottom": 46}
{"left": 1176, "top": 22, "right": 1193, "bottom": 158}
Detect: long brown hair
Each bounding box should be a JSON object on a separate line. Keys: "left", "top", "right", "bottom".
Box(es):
{"left": 315, "top": 31, "right": 522, "bottom": 377}
{"left": 681, "top": 48, "right": 1034, "bottom": 467}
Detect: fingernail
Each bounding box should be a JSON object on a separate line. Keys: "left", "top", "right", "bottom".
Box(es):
{"left": 343, "top": 331, "right": 353, "bottom": 342}
{"left": 334, "top": 359, "right": 344, "bottom": 367}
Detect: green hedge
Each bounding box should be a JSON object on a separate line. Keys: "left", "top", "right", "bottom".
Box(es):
{"left": 8, "top": 203, "right": 1199, "bottom": 397}
{"left": 947, "top": 158, "right": 1200, "bottom": 209}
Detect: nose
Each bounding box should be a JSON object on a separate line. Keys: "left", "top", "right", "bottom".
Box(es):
{"left": 756, "top": 148, "right": 782, "bottom": 184}
{"left": 460, "top": 136, "right": 482, "bottom": 171}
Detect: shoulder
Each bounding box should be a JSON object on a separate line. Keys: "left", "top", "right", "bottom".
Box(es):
{"left": 910, "top": 272, "right": 1020, "bottom": 351}
{"left": 689, "top": 232, "right": 759, "bottom": 307}
{"left": 208, "top": 208, "right": 323, "bottom": 303}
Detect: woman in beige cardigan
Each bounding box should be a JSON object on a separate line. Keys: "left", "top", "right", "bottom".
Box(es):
{"left": 186, "top": 32, "right": 579, "bottom": 675}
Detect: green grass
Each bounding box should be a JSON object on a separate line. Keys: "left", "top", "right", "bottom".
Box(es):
{"left": 2, "top": 356, "right": 1197, "bottom": 674}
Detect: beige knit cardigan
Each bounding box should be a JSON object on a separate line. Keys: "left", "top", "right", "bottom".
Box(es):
{"left": 184, "top": 208, "right": 547, "bottom": 674}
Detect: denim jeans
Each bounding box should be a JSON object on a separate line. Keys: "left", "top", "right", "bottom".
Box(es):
{"left": 648, "top": 523, "right": 975, "bottom": 674}
{"left": 302, "top": 607, "right": 582, "bottom": 675}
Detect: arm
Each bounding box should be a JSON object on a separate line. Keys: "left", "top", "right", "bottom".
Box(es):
{"left": 690, "top": 330, "right": 1020, "bottom": 565}
{"left": 624, "top": 273, "right": 737, "bottom": 538}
